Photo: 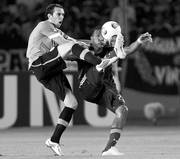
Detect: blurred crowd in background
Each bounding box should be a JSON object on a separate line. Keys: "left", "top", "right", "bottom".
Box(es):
{"left": 0, "top": 0, "right": 180, "bottom": 49}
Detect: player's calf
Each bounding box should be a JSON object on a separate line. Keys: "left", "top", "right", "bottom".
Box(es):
{"left": 102, "top": 105, "right": 128, "bottom": 154}
{"left": 114, "top": 105, "right": 128, "bottom": 129}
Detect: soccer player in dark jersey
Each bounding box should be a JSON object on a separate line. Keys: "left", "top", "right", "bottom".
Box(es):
{"left": 75, "top": 21, "right": 152, "bottom": 156}
{"left": 26, "top": 4, "right": 121, "bottom": 156}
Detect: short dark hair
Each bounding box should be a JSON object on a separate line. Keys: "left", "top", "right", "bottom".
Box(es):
{"left": 91, "top": 27, "right": 102, "bottom": 39}
{"left": 45, "top": 3, "right": 63, "bottom": 18}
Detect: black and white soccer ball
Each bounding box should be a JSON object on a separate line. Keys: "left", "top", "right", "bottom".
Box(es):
{"left": 101, "top": 21, "right": 121, "bottom": 44}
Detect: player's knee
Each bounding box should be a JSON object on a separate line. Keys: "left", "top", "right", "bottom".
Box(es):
{"left": 68, "top": 103, "right": 78, "bottom": 110}
{"left": 72, "top": 98, "right": 78, "bottom": 110}
{"left": 64, "top": 91, "right": 78, "bottom": 110}
{"left": 115, "top": 105, "right": 128, "bottom": 118}
{"left": 113, "top": 105, "right": 128, "bottom": 129}
{"left": 66, "top": 101, "right": 78, "bottom": 110}
{"left": 66, "top": 97, "right": 78, "bottom": 110}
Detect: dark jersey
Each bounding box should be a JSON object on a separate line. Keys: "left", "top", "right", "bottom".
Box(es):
{"left": 77, "top": 44, "right": 125, "bottom": 112}
{"left": 77, "top": 44, "right": 117, "bottom": 91}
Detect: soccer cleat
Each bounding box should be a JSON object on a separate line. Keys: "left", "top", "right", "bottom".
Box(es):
{"left": 102, "top": 146, "right": 124, "bottom": 156}
{"left": 114, "top": 46, "right": 126, "bottom": 59}
{"left": 96, "top": 59, "right": 111, "bottom": 71}
{"left": 114, "top": 33, "right": 126, "bottom": 59}
{"left": 45, "top": 138, "right": 64, "bottom": 156}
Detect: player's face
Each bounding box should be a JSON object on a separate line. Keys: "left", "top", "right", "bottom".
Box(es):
{"left": 91, "top": 32, "right": 106, "bottom": 50}
{"left": 49, "top": 7, "right": 65, "bottom": 28}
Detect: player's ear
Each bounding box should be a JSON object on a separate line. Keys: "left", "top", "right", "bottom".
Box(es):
{"left": 47, "top": 13, "right": 52, "bottom": 19}
{"left": 90, "top": 35, "right": 93, "bottom": 41}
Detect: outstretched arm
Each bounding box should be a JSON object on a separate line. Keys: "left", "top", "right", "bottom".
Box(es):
{"left": 124, "top": 32, "right": 152, "bottom": 56}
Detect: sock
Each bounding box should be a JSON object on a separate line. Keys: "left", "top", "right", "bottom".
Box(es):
{"left": 72, "top": 44, "right": 101, "bottom": 65}
{"left": 96, "top": 59, "right": 110, "bottom": 72}
{"left": 96, "top": 56, "right": 118, "bottom": 72}
{"left": 103, "top": 129, "right": 121, "bottom": 152}
{"left": 51, "top": 107, "right": 75, "bottom": 143}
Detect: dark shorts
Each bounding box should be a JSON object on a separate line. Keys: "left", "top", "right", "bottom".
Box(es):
{"left": 79, "top": 67, "right": 125, "bottom": 113}
{"left": 79, "top": 67, "right": 104, "bottom": 102}
{"left": 30, "top": 47, "right": 71, "bottom": 101}
{"left": 97, "top": 88, "right": 125, "bottom": 113}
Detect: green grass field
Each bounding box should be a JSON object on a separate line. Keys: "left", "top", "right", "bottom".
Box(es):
{"left": 0, "top": 125, "right": 180, "bottom": 159}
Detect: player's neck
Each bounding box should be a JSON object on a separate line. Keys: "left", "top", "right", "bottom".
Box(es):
{"left": 47, "top": 19, "right": 61, "bottom": 29}
{"left": 92, "top": 44, "right": 101, "bottom": 52}
{"left": 95, "top": 46, "right": 103, "bottom": 54}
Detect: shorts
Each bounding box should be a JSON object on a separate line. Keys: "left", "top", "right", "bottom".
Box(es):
{"left": 30, "top": 47, "right": 71, "bottom": 100}
{"left": 30, "top": 47, "right": 66, "bottom": 80}
{"left": 79, "top": 67, "right": 104, "bottom": 103}
{"left": 97, "top": 88, "right": 125, "bottom": 113}
{"left": 79, "top": 67, "right": 125, "bottom": 112}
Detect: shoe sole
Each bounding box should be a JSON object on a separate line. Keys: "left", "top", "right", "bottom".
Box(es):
{"left": 102, "top": 153, "right": 124, "bottom": 156}
{"left": 45, "top": 140, "right": 63, "bottom": 156}
{"left": 99, "top": 59, "right": 110, "bottom": 69}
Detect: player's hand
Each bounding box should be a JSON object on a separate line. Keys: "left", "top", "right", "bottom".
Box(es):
{"left": 137, "top": 32, "right": 152, "bottom": 44}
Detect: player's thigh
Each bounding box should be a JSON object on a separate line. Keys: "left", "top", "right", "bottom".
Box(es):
{"left": 57, "top": 41, "right": 76, "bottom": 59}
{"left": 64, "top": 88, "right": 78, "bottom": 110}
{"left": 40, "top": 71, "right": 72, "bottom": 101}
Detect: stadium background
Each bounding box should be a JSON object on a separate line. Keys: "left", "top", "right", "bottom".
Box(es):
{"left": 0, "top": 0, "right": 180, "bottom": 129}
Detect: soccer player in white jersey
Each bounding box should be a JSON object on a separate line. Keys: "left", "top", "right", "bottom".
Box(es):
{"left": 26, "top": 4, "right": 121, "bottom": 156}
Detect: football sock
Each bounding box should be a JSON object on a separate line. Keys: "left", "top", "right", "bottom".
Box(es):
{"left": 96, "top": 56, "right": 118, "bottom": 72}
{"left": 103, "top": 129, "right": 121, "bottom": 152}
{"left": 96, "top": 59, "right": 110, "bottom": 72}
{"left": 51, "top": 107, "right": 75, "bottom": 143}
{"left": 72, "top": 44, "right": 101, "bottom": 65}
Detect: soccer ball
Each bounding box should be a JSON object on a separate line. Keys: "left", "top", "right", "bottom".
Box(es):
{"left": 144, "top": 102, "right": 165, "bottom": 125}
{"left": 101, "top": 21, "right": 121, "bottom": 44}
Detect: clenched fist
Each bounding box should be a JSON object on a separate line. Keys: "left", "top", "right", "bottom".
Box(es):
{"left": 137, "top": 32, "right": 153, "bottom": 44}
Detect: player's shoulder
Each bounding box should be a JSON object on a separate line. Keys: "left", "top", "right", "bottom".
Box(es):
{"left": 37, "top": 20, "right": 51, "bottom": 27}
{"left": 35, "top": 20, "right": 55, "bottom": 31}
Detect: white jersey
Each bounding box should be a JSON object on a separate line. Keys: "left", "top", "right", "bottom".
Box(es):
{"left": 26, "top": 20, "right": 76, "bottom": 67}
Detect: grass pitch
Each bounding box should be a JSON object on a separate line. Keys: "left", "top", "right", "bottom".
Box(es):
{"left": 0, "top": 125, "right": 180, "bottom": 159}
